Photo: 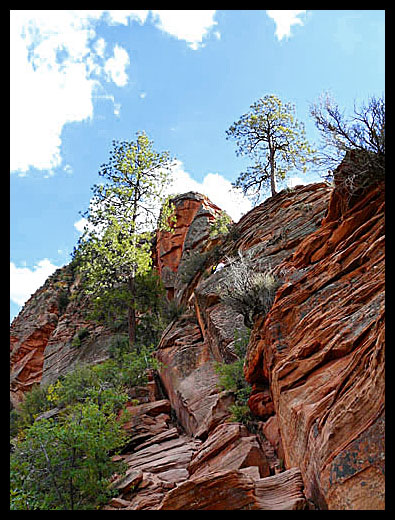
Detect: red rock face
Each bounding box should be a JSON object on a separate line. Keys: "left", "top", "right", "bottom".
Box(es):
{"left": 155, "top": 192, "right": 222, "bottom": 300}
{"left": 10, "top": 265, "right": 115, "bottom": 405}
{"left": 11, "top": 176, "right": 384, "bottom": 510}
{"left": 156, "top": 314, "right": 234, "bottom": 438}
{"left": 10, "top": 273, "right": 63, "bottom": 407}
{"left": 244, "top": 173, "right": 385, "bottom": 509}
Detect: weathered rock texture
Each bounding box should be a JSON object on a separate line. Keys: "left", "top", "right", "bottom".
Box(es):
{"left": 11, "top": 169, "right": 384, "bottom": 509}
{"left": 155, "top": 191, "right": 223, "bottom": 302}
{"left": 10, "top": 264, "right": 115, "bottom": 406}
{"left": 10, "top": 265, "right": 72, "bottom": 407}
{"left": 103, "top": 380, "right": 305, "bottom": 510}
{"left": 156, "top": 313, "right": 234, "bottom": 438}
{"left": 244, "top": 170, "right": 385, "bottom": 509}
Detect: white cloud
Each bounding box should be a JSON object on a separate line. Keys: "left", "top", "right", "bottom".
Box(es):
{"left": 266, "top": 10, "right": 306, "bottom": 41}
{"left": 151, "top": 10, "right": 218, "bottom": 50}
{"left": 74, "top": 217, "right": 88, "bottom": 234}
{"left": 287, "top": 176, "right": 307, "bottom": 188}
{"left": 10, "top": 258, "right": 60, "bottom": 307}
{"left": 10, "top": 10, "right": 220, "bottom": 175}
{"left": 10, "top": 10, "right": 134, "bottom": 174}
{"left": 104, "top": 44, "right": 130, "bottom": 86}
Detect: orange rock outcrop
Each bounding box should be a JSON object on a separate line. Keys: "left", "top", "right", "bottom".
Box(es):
{"left": 155, "top": 191, "right": 223, "bottom": 300}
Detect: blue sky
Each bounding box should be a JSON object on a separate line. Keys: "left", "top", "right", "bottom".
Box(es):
{"left": 10, "top": 10, "right": 385, "bottom": 322}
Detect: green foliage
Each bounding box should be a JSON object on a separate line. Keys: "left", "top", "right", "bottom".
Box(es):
{"left": 86, "top": 269, "right": 168, "bottom": 348}
{"left": 73, "top": 131, "right": 176, "bottom": 346}
{"left": 214, "top": 328, "right": 252, "bottom": 425}
{"left": 56, "top": 289, "right": 70, "bottom": 315}
{"left": 310, "top": 93, "right": 385, "bottom": 194}
{"left": 10, "top": 401, "right": 127, "bottom": 510}
{"left": 11, "top": 384, "right": 52, "bottom": 433}
{"left": 209, "top": 211, "right": 233, "bottom": 239}
{"left": 71, "top": 327, "right": 90, "bottom": 348}
{"left": 226, "top": 94, "right": 317, "bottom": 201}
{"left": 10, "top": 335, "right": 162, "bottom": 509}
{"left": 159, "top": 298, "right": 187, "bottom": 324}
{"left": 216, "top": 250, "right": 281, "bottom": 328}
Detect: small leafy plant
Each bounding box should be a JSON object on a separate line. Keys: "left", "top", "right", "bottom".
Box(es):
{"left": 214, "top": 328, "right": 253, "bottom": 425}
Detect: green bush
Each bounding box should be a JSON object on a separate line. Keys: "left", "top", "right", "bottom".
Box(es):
{"left": 57, "top": 289, "right": 70, "bottom": 315}
{"left": 10, "top": 336, "right": 161, "bottom": 510}
{"left": 10, "top": 401, "right": 127, "bottom": 510}
{"left": 209, "top": 211, "right": 232, "bottom": 239}
{"left": 71, "top": 327, "right": 90, "bottom": 348}
{"left": 159, "top": 298, "right": 187, "bottom": 325}
{"left": 214, "top": 328, "right": 253, "bottom": 425}
{"left": 11, "top": 383, "right": 52, "bottom": 433}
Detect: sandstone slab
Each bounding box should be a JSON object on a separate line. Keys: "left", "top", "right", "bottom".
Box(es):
{"left": 157, "top": 467, "right": 307, "bottom": 510}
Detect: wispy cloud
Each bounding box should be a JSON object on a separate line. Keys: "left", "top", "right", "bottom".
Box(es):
{"left": 266, "top": 10, "right": 307, "bottom": 41}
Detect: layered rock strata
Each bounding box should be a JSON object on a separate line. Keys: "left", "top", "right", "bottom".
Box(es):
{"left": 244, "top": 173, "right": 385, "bottom": 509}
{"left": 10, "top": 265, "right": 72, "bottom": 407}
{"left": 11, "top": 173, "right": 384, "bottom": 509}
{"left": 103, "top": 383, "right": 306, "bottom": 510}
{"left": 10, "top": 264, "right": 116, "bottom": 405}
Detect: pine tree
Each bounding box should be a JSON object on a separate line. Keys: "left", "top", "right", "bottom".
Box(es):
{"left": 73, "top": 131, "right": 176, "bottom": 348}
{"left": 226, "top": 94, "right": 317, "bottom": 202}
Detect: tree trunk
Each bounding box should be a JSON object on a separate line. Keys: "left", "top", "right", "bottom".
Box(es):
{"left": 128, "top": 275, "right": 137, "bottom": 348}
{"left": 269, "top": 152, "right": 277, "bottom": 197}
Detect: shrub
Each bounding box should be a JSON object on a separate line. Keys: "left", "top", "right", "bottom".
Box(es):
{"left": 11, "top": 383, "right": 52, "bottom": 432}
{"left": 56, "top": 290, "right": 70, "bottom": 315}
{"left": 9, "top": 335, "right": 163, "bottom": 510}
{"left": 209, "top": 211, "right": 232, "bottom": 239}
{"left": 159, "top": 298, "right": 187, "bottom": 325}
{"left": 10, "top": 401, "right": 128, "bottom": 510}
{"left": 71, "top": 327, "right": 90, "bottom": 348}
{"left": 216, "top": 250, "right": 281, "bottom": 328}
{"left": 214, "top": 328, "right": 252, "bottom": 425}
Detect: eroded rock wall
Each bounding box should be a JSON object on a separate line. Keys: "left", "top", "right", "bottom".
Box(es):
{"left": 11, "top": 174, "right": 384, "bottom": 509}
{"left": 244, "top": 174, "right": 385, "bottom": 509}
{"left": 155, "top": 191, "right": 223, "bottom": 302}
{"left": 10, "top": 266, "right": 71, "bottom": 407}
{"left": 10, "top": 264, "right": 116, "bottom": 404}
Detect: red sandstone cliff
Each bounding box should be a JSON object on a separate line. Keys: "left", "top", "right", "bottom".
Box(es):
{"left": 243, "top": 168, "right": 385, "bottom": 509}
{"left": 10, "top": 176, "right": 384, "bottom": 509}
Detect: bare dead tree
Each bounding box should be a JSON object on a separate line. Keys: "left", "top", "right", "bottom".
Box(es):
{"left": 310, "top": 93, "right": 385, "bottom": 195}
